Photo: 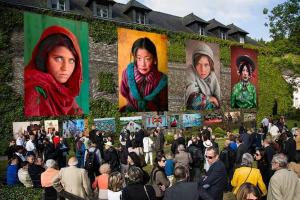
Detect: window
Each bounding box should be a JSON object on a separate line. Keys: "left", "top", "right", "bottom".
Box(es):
{"left": 240, "top": 36, "right": 245, "bottom": 43}
{"left": 199, "top": 26, "right": 205, "bottom": 36}
{"left": 221, "top": 31, "right": 227, "bottom": 40}
{"left": 136, "top": 12, "right": 146, "bottom": 24}
{"left": 96, "top": 5, "right": 108, "bottom": 18}
{"left": 51, "top": 0, "right": 66, "bottom": 11}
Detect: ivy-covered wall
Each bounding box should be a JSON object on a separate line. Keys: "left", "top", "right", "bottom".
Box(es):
{"left": 0, "top": 5, "right": 294, "bottom": 154}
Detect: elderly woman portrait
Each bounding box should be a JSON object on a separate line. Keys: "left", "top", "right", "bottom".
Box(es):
{"left": 185, "top": 41, "right": 221, "bottom": 110}
{"left": 231, "top": 52, "right": 257, "bottom": 109}
{"left": 231, "top": 153, "right": 267, "bottom": 196}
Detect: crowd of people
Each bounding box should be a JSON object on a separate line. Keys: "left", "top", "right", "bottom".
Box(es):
{"left": 3, "top": 115, "right": 300, "bottom": 200}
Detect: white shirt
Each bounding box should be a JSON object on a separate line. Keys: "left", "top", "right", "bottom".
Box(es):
{"left": 108, "top": 190, "right": 122, "bottom": 200}
{"left": 25, "top": 140, "right": 36, "bottom": 152}
{"left": 269, "top": 125, "right": 280, "bottom": 139}
{"left": 16, "top": 137, "right": 25, "bottom": 146}
{"left": 143, "top": 137, "right": 153, "bottom": 152}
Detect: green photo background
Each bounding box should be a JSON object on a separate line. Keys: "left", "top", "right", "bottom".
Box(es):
{"left": 24, "top": 12, "right": 89, "bottom": 114}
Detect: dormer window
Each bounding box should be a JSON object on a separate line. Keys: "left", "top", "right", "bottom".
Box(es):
{"left": 221, "top": 31, "right": 227, "bottom": 40}
{"left": 136, "top": 11, "right": 146, "bottom": 24}
{"left": 199, "top": 25, "right": 205, "bottom": 36}
{"left": 240, "top": 35, "right": 245, "bottom": 43}
{"left": 96, "top": 5, "right": 108, "bottom": 18}
{"left": 51, "top": 0, "right": 66, "bottom": 11}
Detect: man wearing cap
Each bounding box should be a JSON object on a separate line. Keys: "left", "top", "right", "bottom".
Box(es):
{"left": 52, "top": 157, "right": 92, "bottom": 199}
{"left": 231, "top": 55, "right": 257, "bottom": 109}
{"left": 185, "top": 42, "right": 221, "bottom": 110}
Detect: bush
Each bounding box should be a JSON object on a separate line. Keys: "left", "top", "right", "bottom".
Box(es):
{"left": 0, "top": 184, "right": 43, "bottom": 200}
{"left": 165, "top": 134, "right": 174, "bottom": 145}
{"left": 214, "top": 127, "right": 227, "bottom": 138}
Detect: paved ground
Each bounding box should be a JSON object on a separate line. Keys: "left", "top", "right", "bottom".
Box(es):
{"left": 0, "top": 156, "right": 7, "bottom": 161}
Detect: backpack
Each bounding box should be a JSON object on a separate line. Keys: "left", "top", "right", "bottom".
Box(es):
{"left": 189, "top": 145, "right": 204, "bottom": 164}
{"left": 84, "top": 149, "right": 97, "bottom": 170}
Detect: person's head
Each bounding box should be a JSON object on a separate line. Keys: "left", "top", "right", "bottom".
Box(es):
{"left": 174, "top": 165, "right": 189, "bottom": 182}
{"left": 236, "top": 135, "right": 243, "bottom": 144}
{"left": 108, "top": 171, "right": 124, "bottom": 192}
{"left": 192, "top": 43, "right": 214, "bottom": 80}
{"left": 45, "top": 159, "right": 57, "bottom": 169}
{"left": 99, "top": 163, "right": 111, "bottom": 175}
{"left": 236, "top": 182, "right": 261, "bottom": 200}
{"left": 241, "top": 153, "right": 254, "bottom": 167}
{"left": 205, "top": 146, "right": 219, "bottom": 165}
{"left": 35, "top": 34, "right": 78, "bottom": 84}
{"left": 177, "top": 144, "right": 185, "bottom": 152}
{"left": 254, "top": 148, "right": 264, "bottom": 161}
{"left": 127, "top": 166, "right": 144, "bottom": 184}
{"left": 237, "top": 55, "right": 255, "bottom": 82}
{"left": 68, "top": 156, "right": 78, "bottom": 166}
{"left": 27, "top": 155, "right": 35, "bottom": 164}
{"left": 9, "top": 156, "right": 19, "bottom": 165}
{"left": 131, "top": 37, "right": 157, "bottom": 75}
{"left": 20, "top": 161, "right": 29, "bottom": 169}
{"left": 105, "top": 141, "right": 113, "bottom": 150}
{"left": 271, "top": 153, "right": 288, "bottom": 171}
{"left": 211, "top": 135, "right": 216, "bottom": 141}
{"left": 154, "top": 154, "right": 167, "bottom": 168}
{"left": 224, "top": 140, "right": 231, "bottom": 147}
{"left": 35, "top": 157, "right": 44, "bottom": 166}
{"left": 127, "top": 152, "right": 141, "bottom": 167}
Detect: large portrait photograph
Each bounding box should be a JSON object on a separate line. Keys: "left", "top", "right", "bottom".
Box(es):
{"left": 118, "top": 28, "right": 168, "bottom": 112}
{"left": 231, "top": 46, "right": 258, "bottom": 109}
{"left": 185, "top": 40, "right": 221, "bottom": 110}
{"left": 24, "top": 12, "right": 89, "bottom": 117}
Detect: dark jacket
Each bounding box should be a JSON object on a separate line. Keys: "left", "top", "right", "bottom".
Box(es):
{"left": 283, "top": 137, "right": 296, "bottom": 162}
{"left": 122, "top": 183, "right": 156, "bottom": 200}
{"left": 200, "top": 160, "right": 227, "bottom": 200}
{"left": 163, "top": 181, "right": 213, "bottom": 200}
{"left": 104, "top": 147, "right": 120, "bottom": 172}
{"left": 235, "top": 143, "right": 248, "bottom": 165}
{"left": 28, "top": 164, "right": 45, "bottom": 188}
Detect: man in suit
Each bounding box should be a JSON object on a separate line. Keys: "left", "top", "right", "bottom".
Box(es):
{"left": 267, "top": 153, "right": 300, "bottom": 200}
{"left": 164, "top": 165, "right": 213, "bottom": 200}
{"left": 235, "top": 135, "right": 248, "bottom": 166}
{"left": 52, "top": 157, "right": 92, "bottom": 199}
{"left": 199, "top": 146, "right": 227, "bottom": 200}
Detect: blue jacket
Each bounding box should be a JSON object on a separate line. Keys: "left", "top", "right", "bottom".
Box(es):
{"left": 165, "top": 159, "right": 174, "bottom": 176}
{"left": 6, "top": 164, "right": 19, "bottom": 185}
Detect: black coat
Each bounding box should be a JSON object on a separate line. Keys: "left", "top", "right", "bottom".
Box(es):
{"left": 235, "top": 143, "right": 248, "bottom": 165}
{"left": 104, "top": 147, "right": 120, "bottom": 172}
{"left": 283, "top": 137, "right": 296, "bottom": 162}
{"left": 200, "top": 160, "right": 227, "bottom": 200}
{"left": 122, "top": 183, "right": 156, "bottom": 200}
{"left": 164, "top": 182, "right": 213, "bottom": 200}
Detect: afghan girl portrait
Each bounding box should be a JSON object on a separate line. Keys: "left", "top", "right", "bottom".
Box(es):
{"left": 185, "top": 40, "right": 221, "bottom": 110}
{"left": 230, "top": 46, "right": 258, "bottom": 109}
{"left": 24, "top": 13, "right": 89, "bottom": 117}
{"left": 118, "top": 28, "right": 168, "bottom": 112}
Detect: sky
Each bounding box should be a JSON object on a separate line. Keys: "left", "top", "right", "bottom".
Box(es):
{"left": 115, "top": 0, "right": 287, "bottom": 41}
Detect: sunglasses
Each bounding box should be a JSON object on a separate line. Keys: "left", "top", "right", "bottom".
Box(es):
{"left": 161, "top": 159, "right": 166, "bottom": 162}
{"left": 255, "top": 153, "right": 261, "bottom": 156}
{"left": 205, "top": 155, "right": 215, "bottom": 159}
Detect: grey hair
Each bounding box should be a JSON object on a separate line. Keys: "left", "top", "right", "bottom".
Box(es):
{"left": 177, "top": 144, "right": 185, "bottom": 152}
{"left": 241, "top": 153, "right": 254, "bottom": 167}
{"left": 45, "top": 159, "right": 57, "bottom": 169}
{"left": 272, "top": 153, "right": 288, "bottom": 168}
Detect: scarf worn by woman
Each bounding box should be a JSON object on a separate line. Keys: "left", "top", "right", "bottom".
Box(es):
{"left": 120, "top": 63, "right": 168, "bottom": 112}
{"left": 24, "top": 26, "right": 82, "bottom": 116}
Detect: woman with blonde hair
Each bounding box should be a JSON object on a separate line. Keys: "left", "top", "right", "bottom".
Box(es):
{"left": 108, "top": 171, "right": 124, "bottom": 200}
{"left": 92, "top": 163, "right": 111, "bottom": 199}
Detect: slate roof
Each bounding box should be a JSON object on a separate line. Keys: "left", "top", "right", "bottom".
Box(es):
{"left": 182, "top": 13, "right": 208, "bottom": 26}
{"left": 86, "top": 0, "right": 116, "bottom": 7}
{"left": 227, "top": 23, "right": 248, "bottom": 35}
{"left": 0, "top": 0, "right": 255, "bottom": 44}
{"left": 206, "top": 18, "right": 230, "bottom": 31}
{"left": 123, "top": 0, "right": 151, "bottom": 14}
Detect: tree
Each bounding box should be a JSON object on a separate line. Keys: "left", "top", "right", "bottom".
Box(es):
{"left": 264, "top": 0, "right": 300, "bottom": 42}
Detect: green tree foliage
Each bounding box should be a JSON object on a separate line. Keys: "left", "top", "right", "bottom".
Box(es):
{"left": 264, "top": 0, "right": 300, "bottom": 53}
{"left": 97, "top": 72, "right": 116, "bottom": 93}
{"left": 257, "top": 56, "right": 293, "bottom": 122}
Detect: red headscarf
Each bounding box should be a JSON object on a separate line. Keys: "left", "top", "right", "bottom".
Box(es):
{"left": 24, "top": 26, "right": 83, "bottom": 116}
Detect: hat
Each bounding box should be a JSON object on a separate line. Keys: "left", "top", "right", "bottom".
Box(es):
{"left": 105, "top": 141, "right": 112, "bottom": 146}
{"left": 192, "top": 43, "right": 214, "bottom": 67}
{"left": 236, "top": 55, "right": 255, "bottom": 72}
{"left": 203, "top": 140, "right": 213, "bottom": 148}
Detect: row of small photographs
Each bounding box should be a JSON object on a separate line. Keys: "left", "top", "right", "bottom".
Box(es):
{"left": 12, "top": 112, "right": 256, "bottom": 138}
{"left": 23, "top": 12, "right": 258, "bottom": 117}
